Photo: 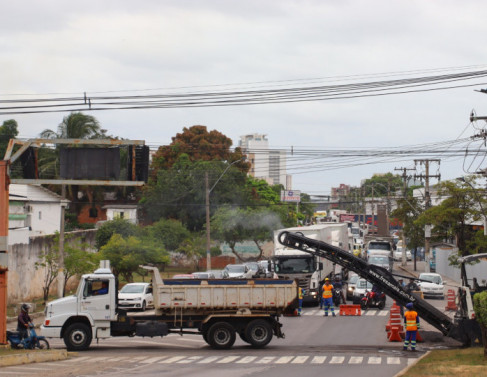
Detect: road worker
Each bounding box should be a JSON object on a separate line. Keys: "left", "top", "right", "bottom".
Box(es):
{"left": 298, "top": 287, "right": 306, "bottom": 316}
{"left": 403, "top": 302, "right": 420, "bottom": 351}
{"left": 322, "top": 278, "right": 335, "bottom": 317}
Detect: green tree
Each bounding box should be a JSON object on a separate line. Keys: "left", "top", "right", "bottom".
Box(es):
{"left": 416, "top": 178, "right": 487, "bottom": 256}
{"left": 100, "top": 234, "right": 169, "bottom": 282}
{"left": 40, "top": 112, "right": 106, "bottom": 140}
{"left": 95, "top": 218, "right": 140, "bottom": 250}
{"left": 35, "top": 244, "right": 59, "bottom": 303}
{"left": 473, "top": 291, "right": 487, "bottom": 358}
{"left": 0, "top": 119, "right": 18, "bottom": 159}
{"left": 176, "top": 233, "right": 206, "bottom": 270}
{"left": 141, "top": 156, "right": 249, "bottom": 230}
{"left": 391, "top": 196, "right": 424, "bottom": 252}
{"left": 362, "top": 173, "right": 403, "bottom": 197}
{"left": 211, "top": 207, "right": 282, "bottom": 261}
{"left": 145, "top": 218, "right": 191, "bottom": 251}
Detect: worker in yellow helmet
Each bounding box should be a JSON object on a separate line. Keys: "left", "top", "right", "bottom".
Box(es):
{"left": 322, "top": 278, "right": 336, "bottom": 317}
{"left": 298, "top": 287, "right": 306, "bottom": 316}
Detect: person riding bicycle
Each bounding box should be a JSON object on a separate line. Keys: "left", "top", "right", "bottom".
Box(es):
{"left": 17, "top": 304, "right": 32, "bottom": 340}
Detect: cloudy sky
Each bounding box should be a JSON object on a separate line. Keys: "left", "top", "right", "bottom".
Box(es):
{"left": 2, "top": 0, "right": 487, "bottom": 195}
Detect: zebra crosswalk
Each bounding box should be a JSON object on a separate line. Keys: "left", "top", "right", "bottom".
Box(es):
{"left": 0, "top": 353, "right": 418, "bottom": 375}
{"left": 302, "top": 309, "right": 389, "bottom": 316}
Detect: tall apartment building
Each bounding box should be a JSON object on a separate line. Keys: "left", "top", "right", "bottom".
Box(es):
{"left": 238, "top": 134, "right": 289, "bottom": 188}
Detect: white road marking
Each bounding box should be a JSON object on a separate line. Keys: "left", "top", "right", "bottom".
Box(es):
{"left": 141, "top": 356, "right": 168, "bottom": 363}
{"left": 310, "top": 356, "right": 327, "bottom": 364}
{"left": 197, "top": 356, "right": 221, "bottom": 364}
{"left": 275, "top": 356, "right": 295, "bottom": 364}
{"left": 368, "top": 356, "right": 382, "bottom": 364}
{"left": 159, "top": 356, "right": 187, "bottom": 363}
{"left": 291, "top": 356, "right": 309, "bottom": 364}
{"left": 365, "top": 311, "right": 376, "bottom": 316}
{"left": 349, "top": 356, "right": 363, "bottom": 364}
{"left": 236, "top": 356, "right": 258, "bottom": 363}
{"left": 378, "top": 310, "right": 389, "bottom": 316}
{"left": 387, "top": 357, "right": 401, "bottom": 364}
{"left": 330, "top": 356, "right": 345, "bottom": 364}
{"left": 217, "top": 356, "right": 241, "bottom": 363}
{"left": 257, "top": 356, "right": 276, "bottom": 364}
{"left": 177, "top": 356, "right": 203, "bottom": 364}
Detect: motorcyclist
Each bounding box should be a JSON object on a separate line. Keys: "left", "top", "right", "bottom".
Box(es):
{"left": 371, "top": 283, "right": 383, "bottom": 302}
{"left": 17, "top": 303, "right": 32, "bottom": 340}
{"left": 334, "top": 275, "right": 347, "bottom": 304}
{"left": 405, "top": 278, "right": 420, "bottom": 293}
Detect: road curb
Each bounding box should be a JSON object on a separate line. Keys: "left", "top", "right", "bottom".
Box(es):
{"left": 393, "top": 350, "right": 431, "bottom": 377}
{"left": 0, "top": 349, "right": 68, "bottom": 367}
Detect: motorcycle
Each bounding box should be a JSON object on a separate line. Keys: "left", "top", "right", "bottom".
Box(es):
{"left": 7, "top": 324, "right": 50, "bottom": 350}
{"left": 332, "top": 287, "right": 344, "bottom": 307}
{"left": 360, "top": 290, "right": 386, "bottom": 310}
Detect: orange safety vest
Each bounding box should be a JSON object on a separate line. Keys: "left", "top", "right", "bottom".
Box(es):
{"left": 298, "top": 288, "right": 303, "bottom": 299}
{"left": 404, "top": 310, "right": 419, "bottom": 331}
{"left": 322, "top": 284, "right": 333, "bottom": 298}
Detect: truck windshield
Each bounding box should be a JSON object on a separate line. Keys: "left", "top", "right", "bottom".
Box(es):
{"left": 274, "top": 257, "right": 314, "bottom": 273}
{"left": 369, "top": 242, "right": 391, "bottom": 250}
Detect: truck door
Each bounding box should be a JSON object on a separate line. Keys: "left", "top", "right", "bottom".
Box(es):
{"left": 80, "top": 279, "right": 114, "bottom": 321}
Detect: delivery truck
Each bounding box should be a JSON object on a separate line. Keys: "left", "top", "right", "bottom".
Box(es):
{"left": 41, "top": 261, "right": 297, "bottom": 351}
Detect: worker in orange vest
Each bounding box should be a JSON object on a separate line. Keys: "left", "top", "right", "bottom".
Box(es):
{"left": 322, "top": 278, "right": 335, "bottom": 317}
{"left": 403, "top": 302, "right": 420, "bottom": 351}
{"left": 298, "top": 287, "right": 306, "bottom": 316}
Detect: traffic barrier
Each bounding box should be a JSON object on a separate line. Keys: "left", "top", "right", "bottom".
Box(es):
{"left": 388, "top": 325, "right": 403, "bottom": 342}
{"left": 387, "top": 310, "right": 404, "bottom": 342}
{"left": 445, "top": 289, "right": 458, "bottom": 311}
{"left": 339, "top": 304, "right": 361, "bottom": 316}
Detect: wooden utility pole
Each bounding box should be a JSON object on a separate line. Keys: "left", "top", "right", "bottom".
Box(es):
{"left": 205, "top": 172, "right": 211, "bottom": 271}
{"left": 414, "top": 159, "right": 441, "bottom": 272}
{"left": 0, "top": 161, "right": 9, "bottom": 344}
{"left": 395, "top": 167, "right": 416, "bottom": 266}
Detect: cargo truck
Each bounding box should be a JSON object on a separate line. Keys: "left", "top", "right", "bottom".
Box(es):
{"left": 272, "top": 223, "right": 349, "bottom": 304}
{"left": 41, "top": 262, "right": 297, "bottom": 351}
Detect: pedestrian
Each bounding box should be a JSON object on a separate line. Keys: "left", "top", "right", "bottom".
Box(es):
{"left": 322, "top": 278, "right": 336, "bottom": 317}
{"left": 298, "top": 287, "right": 305, "bottom": 316}
{"left": 17, "top": 303, "right": 32, "bottom": 340}
{"left": 403, "top": 302, "right": 420, "bottom": 351}
{"left": 405, "top": 278, "right": 419, "bottom": 293}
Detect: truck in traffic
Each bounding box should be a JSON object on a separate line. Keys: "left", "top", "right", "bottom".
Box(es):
{"left": 41, "top": 261, "right": 297, "bottom": 351}
{"left": 272, "top": 223, "right": 349, "bottom": 304}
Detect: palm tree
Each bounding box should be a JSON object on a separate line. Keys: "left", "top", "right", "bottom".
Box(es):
{"left": 40, "top": 112, "right": 105, "bottom": 140}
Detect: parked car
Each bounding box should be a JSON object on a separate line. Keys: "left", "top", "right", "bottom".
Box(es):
{"left": 223, "top": 264, "right": 254, "bottom": 279}
{"left": 393, "top": 247, "right": 412, "bottom": 261}
{"left": 257, "top": 260, "right": 278, "bottom": 278}
{"left": 418, "top": 273, "right": 444, "bottom": 299}
{"left": 191, "top": 272, "right": 216, "bottom": 279}
{"left": 118, "top": 283, "right": 153, "bottom": 311}
{"left": 345, "top": 273, "right": 360, "bottom": 299}
{"left": 171, "top": 274, "right": 195, "bottom": 279}
{"left": 206, "top": 269, "right": 229, "bottom": 279}
{"left": 368, "top": 255, "right": 392, "bottom": 272}
{"left": 352, "top": 278, "right": 373, "bottom": 304}
{"left": 244, "top": 262, "right": 266, "bottom": 278}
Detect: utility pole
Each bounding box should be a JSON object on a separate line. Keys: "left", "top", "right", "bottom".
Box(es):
{"left": 395, "top": 167, "right": 415, "bottom": 267}
{"left": 57, "top": 184, "right": 66, "bottom": 298}
{"left": 205, "top": 172, "right": 211, "bottom": 271}
{"left": 414, "top": 159, "right": 441, "bottom": 273}
{"left": 0, "top": 161, "right": 9, "bottom": 345}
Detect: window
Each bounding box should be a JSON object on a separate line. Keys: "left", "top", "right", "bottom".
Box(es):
{"left": 84, "top": 279, "right": 109, "bottom": 297}
{"left": 38, "top": 211, "right": 42, "bottom": 220}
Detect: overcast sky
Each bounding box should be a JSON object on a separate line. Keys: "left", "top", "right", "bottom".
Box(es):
{"left": 2, "top": 1, "right": 487, "bottom": 195}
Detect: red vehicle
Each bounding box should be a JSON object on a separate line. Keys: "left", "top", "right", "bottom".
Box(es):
{"left": 360, "top": 290, "right": 386, "bottom": 310}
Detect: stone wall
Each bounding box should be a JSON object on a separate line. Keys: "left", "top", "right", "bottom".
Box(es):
{"left": 7, "top": 229, "right": 97, "bottom": 304}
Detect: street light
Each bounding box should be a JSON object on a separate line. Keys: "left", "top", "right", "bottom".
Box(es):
{"left": 205, "top": 158, "right": 245, "bottom": 270}
{"left": 456, "top": 176, "right": 487, "bottom": 236}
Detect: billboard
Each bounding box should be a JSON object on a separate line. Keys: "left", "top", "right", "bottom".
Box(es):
{"left": 281, "top": 190, "right": 301, "bottom": 202}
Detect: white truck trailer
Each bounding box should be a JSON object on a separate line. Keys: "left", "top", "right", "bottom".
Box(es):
{"left": 41, "top": 262, "right": 297, "bottom": 351}
{"left": 272, "top": 223, "right": 349, "bottom": 304}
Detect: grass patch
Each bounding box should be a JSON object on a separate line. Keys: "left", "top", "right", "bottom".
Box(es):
{"left": 403, "top": 348, "right": 487, "bottom": 377}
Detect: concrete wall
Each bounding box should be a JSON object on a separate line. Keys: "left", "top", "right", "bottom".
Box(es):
{"left": 436, "top": 246, "right": 487, "bottom": 286}
{"left": 7, "top": 229, "right": 97, "bottom": 304}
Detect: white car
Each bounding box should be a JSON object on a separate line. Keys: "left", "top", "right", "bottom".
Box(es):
{"left": 418, "top": 273, "right": 444, "bottom": 299}
{"left": 352, "top": 278, "right": 373, "bottom": 304}
{"left": 393, "top": 248, "right": 412, "bottom": 261}
{"left": 118, "top": 283, "right": 154, "bottom": 311}
{"left": 223, "top": 264, "right": 254, "bottom": 279}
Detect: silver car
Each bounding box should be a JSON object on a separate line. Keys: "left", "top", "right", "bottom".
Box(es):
{"left": 223, "top": 264, "right": 254, "bottom": 279}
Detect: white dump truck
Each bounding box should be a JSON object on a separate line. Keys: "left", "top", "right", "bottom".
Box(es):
{"left": 272, "top": 223, "right": 349, "bottom": 304}
{"left": 41, "top": 262, "right": 297, "bottom": 351}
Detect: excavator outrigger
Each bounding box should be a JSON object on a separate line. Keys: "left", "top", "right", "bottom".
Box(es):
{"left": 278, "top": 231, "right": 482, "bottom": 346}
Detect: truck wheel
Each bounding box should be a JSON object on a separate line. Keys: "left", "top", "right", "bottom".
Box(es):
{"left": 239, "top": 332, "right": 250, "bottom": 344}
{"left": 245, "top": 319, "right": 273, "bottom": 348}
{"left": 207, "top": 322, "right": 236, "bottom": 350}
{"left": 63, "top": 323, "right": 92, "bottom": 351}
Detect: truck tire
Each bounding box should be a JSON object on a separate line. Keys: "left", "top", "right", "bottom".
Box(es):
{"left": 245, "top": 319, "right": 273, "bottom": 348}
{"left": 63, "top": 323, "right": 92, "bottom": 351}
{"left": 207, "top": 322, "right": 236, "bottom": 350}
{"left": 239, "top": 332, "right": 250, "bottom": 344}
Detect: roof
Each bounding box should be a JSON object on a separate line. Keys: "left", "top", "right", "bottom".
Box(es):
{"left": 9, "top": 184, "right": 70, "bottom": 204}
